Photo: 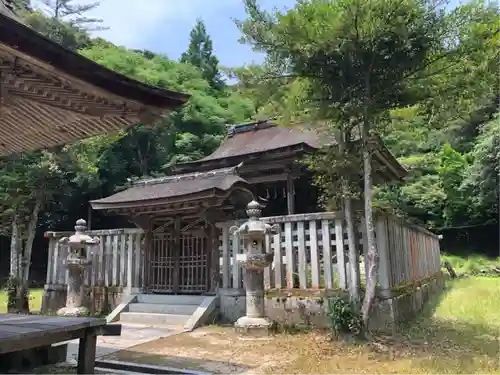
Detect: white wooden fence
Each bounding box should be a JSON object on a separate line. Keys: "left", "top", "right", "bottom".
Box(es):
{"left": 44, "top": 228, "right": 144, "bottom": 290}
{"left": 44, "top": 212, "right": 441, "bottom": 297}
{"left": 218, "top": 212, "right": 442, "bottom": 292}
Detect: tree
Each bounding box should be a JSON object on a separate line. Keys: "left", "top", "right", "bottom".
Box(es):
{"left": 236, "top": 0, "right": 496, "bottom": 331}
{"left": 181, "top": 19, "right": 225, "bottom": 93}
{"left": 40, "top": 0, "right": 104, "bottom": 30}
{"left": 22, "top": 10, "right": 91, "bottom": 50}
{"left": 78, "top": 44, "right": 254, "bottom": 190}
{"left": 0, "top": 151, "right": 66, "bottom": 312}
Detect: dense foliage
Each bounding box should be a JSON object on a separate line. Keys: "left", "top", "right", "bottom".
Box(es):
{"left": 1, "top": 0, "right": 498, "bottom": 300}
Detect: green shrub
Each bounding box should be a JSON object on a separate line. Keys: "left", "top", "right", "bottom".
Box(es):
{"left": 3, "top": 275, "right": 30, "bottom": 313}
{"left": 326, "top": 296, "right": 362, "bottom": 336}
{"left": 441, "top": 254, "right": 500, "bottom": 277}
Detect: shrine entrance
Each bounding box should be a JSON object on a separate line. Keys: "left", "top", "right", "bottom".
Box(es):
{"left": 147, "top": 226, "right": 210, "bottom": 295}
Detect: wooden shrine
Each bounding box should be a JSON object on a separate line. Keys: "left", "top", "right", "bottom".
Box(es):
{"left": 89, "top": 119, "right": 408, "bottom": 296}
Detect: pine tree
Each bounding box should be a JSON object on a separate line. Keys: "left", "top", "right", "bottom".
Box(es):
{"left": 41, "top": 0, "right": 105, "bottom": 30}
{"left": 181, "top": 19, "right": 224, "bottom": 92}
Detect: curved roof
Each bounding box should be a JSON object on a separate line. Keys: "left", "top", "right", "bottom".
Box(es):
{"left": 0, "top": 4, "right": 189, "bottom": 154}
{"left": 201, "top": 120, "right": 324, "bottom": 161}
{"left": 90, "top": 165, "right": 251, "bottom": 210}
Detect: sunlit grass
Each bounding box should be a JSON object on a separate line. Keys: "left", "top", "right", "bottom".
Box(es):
{"left": 441, "top": 253, "right": 499, "bottom": 275}
{"left": 0, "top": 288, "right": 43, "bottom": 313}
{"left": 106, "top": 276, "right": 500, "bottom": 374}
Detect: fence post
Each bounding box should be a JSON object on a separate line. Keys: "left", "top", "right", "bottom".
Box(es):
{"left": 375, "top": 215, "right": 392, "bottom": 297}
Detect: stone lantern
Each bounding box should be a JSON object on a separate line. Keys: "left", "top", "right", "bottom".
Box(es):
{"left": 229, "top": 200, "right": 280, "bottom": 335}
{"left": 57, "top": 219, "right": 100, "bottom": 317}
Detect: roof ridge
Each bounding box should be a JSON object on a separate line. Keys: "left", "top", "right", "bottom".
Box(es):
{"left": 227, "top": 118, "right": 276, "bottom": 138}
{"left": 133, "top": 163, "right": 242, "bottom": 187}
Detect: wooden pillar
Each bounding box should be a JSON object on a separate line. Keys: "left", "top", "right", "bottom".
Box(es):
{"left": 143, "top": 227, "right": 153, "bottom": 292}
{"left": 208, "top": 223, "right": 220, "bottom": 294}
{"left": 286, "top": 173, "right": 295, "bottom": 215}
{"left": 77, "top": 331, "right": 97, "bottom": 374}
{"left": 173, "top": 216, "right": 181, "bottom": 294}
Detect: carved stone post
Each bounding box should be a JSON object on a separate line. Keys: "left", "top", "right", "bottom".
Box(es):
{"left": 230, "top": 201, "right": 280, "bottom": 335}
{"left": 57, "top": 219, "right": 100, "bottom": 317}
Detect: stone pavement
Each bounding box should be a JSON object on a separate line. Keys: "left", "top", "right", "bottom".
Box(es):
{"left": 64, "top": 323, "right": 185, "bottom": 362}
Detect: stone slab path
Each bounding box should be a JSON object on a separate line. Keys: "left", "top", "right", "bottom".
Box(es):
{"left": 63, "top": 323, "right": 185, "bottom": 362}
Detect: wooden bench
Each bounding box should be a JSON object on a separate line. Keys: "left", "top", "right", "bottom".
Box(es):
{"left": 0, "top": 313, "right": 121, "bottom": 374}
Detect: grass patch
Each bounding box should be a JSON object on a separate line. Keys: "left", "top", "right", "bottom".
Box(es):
{"left": 0, "top": 288, "right": 43, "bottom": 313}
{"left": 441, "top": 254, "right": 499, "bottom": 276}
{"left": 106, "top": 277, "right": 500, "bottom": 374}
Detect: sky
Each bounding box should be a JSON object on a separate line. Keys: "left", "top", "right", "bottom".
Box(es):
{"left": 34, "top": 0, "right": 462, "bottom": 68}
{"left": 51, "top": 0, "right": 296, "bottom": 67}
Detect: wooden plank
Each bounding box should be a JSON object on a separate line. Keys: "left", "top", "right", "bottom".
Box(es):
{"left": 97, "top": 237, "right": 105, "bottom": 286}
{"left": 286, "top": 173, "right": 296, "bottom": 214}
{"left": 52, "top": 240, "right": 60, "bottom": 285}
{"left": 105, "top": 235, "right": 112, "bottom": 287}
{"left": 134, "top": 233, "right": 142, "bottom": 288}
{"left": 375, "top": 217, "right": 391, "bottom": 290}
{"left": 232, "top": 233, "right": 241, "bottom": 289}
{"left": 77, "top": 332, "right": 97, "bottom": 374}
{"left": 112, "top": 235, "right": 119, "bottom": 286}
{"left": 46, "top": 239, "right": 55, "bottom": 285}
{"left": 119, "top": 234, "right": 126, "bottom": 286}
{"left": 309, "top": 221, "right": 320, "bottom": 289}
{"left": 284, "top": 222, "right": 294, "bottom": 289}
{"left": 297, "top": 221, "right": 307, "bottom": 288}
{"left": 264, "top": 234, "right": 272, "bottom": 289}
{"left": 221, "top": 225, "right": 230, "bottom": 289}
{"left": 127, "top": 234, "right": 133, "bottom": 288}
{"left": 321, "top": 220, "right": 333, "bottom": 289}
{"left": 334, "top": 219, "right": 347, "bottom": 290}
{"left": 273, "top": 232, "right": 283, "bottom": 289}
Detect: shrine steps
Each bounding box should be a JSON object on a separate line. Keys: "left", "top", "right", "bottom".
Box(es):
{"left": 117, "top": 294, "right": 218, "bottom": 331}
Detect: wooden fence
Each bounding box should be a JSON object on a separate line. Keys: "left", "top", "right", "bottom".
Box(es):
{"left": 43, "top": 211, "right": 441, "bottom": 307}
{"left": 218, "top": 212, "right": 442, "bottom": 293}
{"left": 44, "top": 228, "right": 144, "bottom": 291}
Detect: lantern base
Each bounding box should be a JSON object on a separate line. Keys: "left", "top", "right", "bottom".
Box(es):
{"left": 57, "top": 306, "right": 90, "bottom": 317}
{"left": 234, "top": 316, "right": 273, "bottom": 337}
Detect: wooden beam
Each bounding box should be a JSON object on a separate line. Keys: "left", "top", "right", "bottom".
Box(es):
{"left": 173, "top": 216, "right": 181, "bottom": 294}
{"left": 77, "top": 332, "right": 97, "bottom": 374}
{"left": 286, "top": 173, "right": 296, "bottom": 215}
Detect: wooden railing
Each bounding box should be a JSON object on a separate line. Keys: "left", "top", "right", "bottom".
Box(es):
{"left": 44, "top": 212, "right": 441, "bottom": 297}
{"left": 44, "top": 228, "right": 144, "bottom": 291}
{"left": 218, "top": 212, "right": 442, "bottom": 292}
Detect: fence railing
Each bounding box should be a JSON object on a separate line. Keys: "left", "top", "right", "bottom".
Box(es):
{"left": 218, "top": 212, "right": 442, "bottom": 293}
{"left": 44, "top": 212, "right": 441, "bottom": 296}
{"left": 44, "top": 228, "right": 144, "bottom": 290}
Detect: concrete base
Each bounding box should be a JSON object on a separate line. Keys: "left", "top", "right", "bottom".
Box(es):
{"left": 57, "top": 306, "right": 90, "bottom": 317}
{"left": 234, "top": 316, "right": 273, "bottom": 337}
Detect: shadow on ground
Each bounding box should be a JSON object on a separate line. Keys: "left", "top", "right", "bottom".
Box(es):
{"left": 371, "top": 278, "right": 500, "bottom": 373}
{"left": 106, "top": 349, "right": 251, "bottom": 374}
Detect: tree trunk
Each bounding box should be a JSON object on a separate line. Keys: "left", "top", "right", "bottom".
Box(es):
{"left": 360, "top": 124, "right": 379, "bottom": 332}
{"left": 23, "top": 200, "right": 41, "bottom": 284}
{"left": 344, "top": 197, "right": 361, "bottom": 306}
{"left": 10, "top": 214, "right": 20, "bottom": 279}
{"left": 338, "top": 128, "right": 361, "bottom": 306}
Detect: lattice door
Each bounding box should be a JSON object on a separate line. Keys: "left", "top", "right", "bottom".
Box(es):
{"left": 148, "top": 231, "right": 209, "bottom": 294}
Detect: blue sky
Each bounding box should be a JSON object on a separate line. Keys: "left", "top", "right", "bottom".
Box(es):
{"left": 69, "top": 0, "right": 296, "bottom": 67}
{"left": 35, "top": 0, "right": 462, "bottom": 68}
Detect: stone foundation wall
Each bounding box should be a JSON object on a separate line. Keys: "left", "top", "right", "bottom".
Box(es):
{"left": 41, "top": 284, "right": 124, "bottom": 315}
{"left": 219, "top": 272, "right": 445, "bottom": 330}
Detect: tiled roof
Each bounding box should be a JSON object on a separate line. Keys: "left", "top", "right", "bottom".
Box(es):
{"left": 90, "top": 166, "right": 248, "bottom": 208}
{"left": 200, "top": 120, "right": 326, "bottom": 161}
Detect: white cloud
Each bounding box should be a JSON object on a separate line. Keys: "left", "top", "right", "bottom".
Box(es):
{"left": 33, "top": 0, "right": 236, "bottom": 48}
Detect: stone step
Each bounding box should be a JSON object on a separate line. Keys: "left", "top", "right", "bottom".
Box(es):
{"left": 127, "top": 303, "right": 198, "bottom": 315}
{"left": 136, "top": 294, "right": 205, "bottom": 305}
{"left": 119, "top": 312, "right": 191, "bottom": 327}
